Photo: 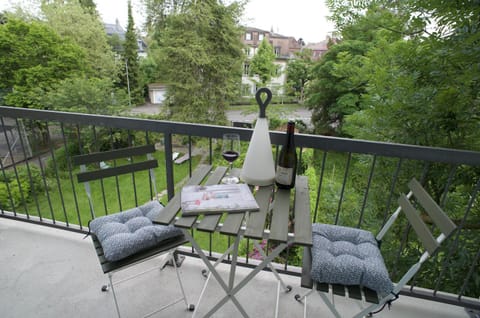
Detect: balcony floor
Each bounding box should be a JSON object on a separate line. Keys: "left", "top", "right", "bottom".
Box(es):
{"left": 0, "top": 217, "right": 474, "bottom": 318}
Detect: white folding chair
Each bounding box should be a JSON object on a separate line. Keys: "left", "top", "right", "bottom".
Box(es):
{"left": 295, "top": 178, "right": 457, "bottom": 318}
{"left": 73, "top": 144, "right": 194, "bottom": 317}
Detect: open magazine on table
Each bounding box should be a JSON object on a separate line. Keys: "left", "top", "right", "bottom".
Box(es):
{"left": 180, "top": 183, "right": 259, "bottom": 216}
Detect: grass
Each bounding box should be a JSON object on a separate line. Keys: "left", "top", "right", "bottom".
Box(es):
{"left": 23, "top": 151, "right": 200, "bottom": 226}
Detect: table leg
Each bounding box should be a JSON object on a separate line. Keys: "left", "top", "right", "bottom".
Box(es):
{"left": 253, "top": 240, "right": 291, "bottom": 292}
{"left": 203, "top": 242, "right": 288, "bottom": 317}
{"left": 229, "top": 234, "right": 242, "bottom": 290}
{"left": 183, "top": 230, "right": 249, "bottom": 318}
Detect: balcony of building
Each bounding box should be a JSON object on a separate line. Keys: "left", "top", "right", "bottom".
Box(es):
{"left": 1, "top": 106, "right": 479, "bottom": 317}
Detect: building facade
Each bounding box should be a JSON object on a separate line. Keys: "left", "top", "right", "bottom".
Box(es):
{"left": 241, "top": 27, "right": 302, "bottom": 96}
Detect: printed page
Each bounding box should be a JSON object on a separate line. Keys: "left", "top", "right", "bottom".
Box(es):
{"left": 181, "top": 184, "right": 259, "bottom": 215}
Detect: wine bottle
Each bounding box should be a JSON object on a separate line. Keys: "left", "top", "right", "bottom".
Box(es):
{"left": 275, "top": 121, "right": 297, "bottom": 189}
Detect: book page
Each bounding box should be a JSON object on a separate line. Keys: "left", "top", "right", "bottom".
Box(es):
{"left": 181, "top": 184, "right": 259, "bottom": 215}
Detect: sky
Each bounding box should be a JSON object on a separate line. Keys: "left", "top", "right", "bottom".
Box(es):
{"left": 0, "top": 0, "right": 336, "bottom": 44}
{"left": 96, "top": 0, "right": 335, "bottom": 43}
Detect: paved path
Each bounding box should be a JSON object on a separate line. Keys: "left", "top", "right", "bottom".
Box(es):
{"left": 129, "top": 103, "right": 312, "bottom": 126}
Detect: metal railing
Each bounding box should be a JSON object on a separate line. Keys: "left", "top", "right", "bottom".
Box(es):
{"left": 1, "top": 106, "right": 479, "bottom": 310}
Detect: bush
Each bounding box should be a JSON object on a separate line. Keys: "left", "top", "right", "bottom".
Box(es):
{"left": 46, "top": 142, "right": 81, "bottom": 177}
{"left": 0, "top": 164, "right": 44, "bottom": 210}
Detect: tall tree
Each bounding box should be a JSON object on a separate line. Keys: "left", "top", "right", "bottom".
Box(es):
{"left": 150, "top": 0, "right": 244, "bottom": 124}
{"left": 120, "top": 0, "right": 142, "bottom": 105}
{"left": 286, "top": 48, "right": 313, "bottom": 103}
{"left": 78, "top": 0, "right": 96, "bottom": 13}
{"left": 0, "top": 17, "right": 85, "bottom": 108}
{"left": 249, "top": 37, "right": 276, "bottom": 86}
{"left": 306, "top": 6, "right": 407, "bottom": 136}
{"left": 41, "top": 0, "right": 118, "bottom": 79}
{"left": 324, "top": 0, "right": 480, "bottom": 151}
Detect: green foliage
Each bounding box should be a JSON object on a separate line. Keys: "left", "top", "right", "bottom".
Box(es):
{"left": 343, "top": 34, "right": 480, "bottom": 150}
{"left": 0, "top": 179, "right": 25, "bottom": 210}
{"left": 46, "top": 140, "right": 81, "bottom": 176}
{"left": 249, "top": 38, "right": 276, "bottom": 85}
{"left": 319, "top": 0, "right": 480, "bottom": 150}
{"left": 285, "top": 49, "right": 314, "bottom": 102}
{"left": 149, "top": 0, "right": 244, "bottom": 125}
{"left": 306, "top": 40, "right": 370, "bottom": 135}
{"left": 41, "top": 0, "right": 119, "bottom": 80}
{"left": 0, "top": 165, "right": 45, "bottom": 210}
{"left": 0, "top": 17, "right": 85, "bottom": 108}
{"left": 41, "top": 77, "right": 129, "bottom": 114}
{"left": 119, "top": 0, "right": 142, "bottom": 105}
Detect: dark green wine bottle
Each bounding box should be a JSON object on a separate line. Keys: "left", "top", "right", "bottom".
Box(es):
{"left": 275, "top": 121, "right": 297, "bottom": 189}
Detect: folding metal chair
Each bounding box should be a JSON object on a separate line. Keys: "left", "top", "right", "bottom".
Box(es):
{"left": 295, "top": 178, "right": 457, "bottom": 318}
{"left": 73, "top": 144, "right": 194, "bottom": 318}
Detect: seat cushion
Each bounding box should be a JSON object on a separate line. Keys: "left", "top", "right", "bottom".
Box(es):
{"left": 89, "top": 201, "right": 183, "bottom": 262}
{"left": 310, "top": 223, "right": 393, "bottom": 297}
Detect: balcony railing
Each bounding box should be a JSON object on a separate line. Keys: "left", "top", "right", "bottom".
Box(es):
{"left": 1, "top": 105, "right": 479, "bottom": 310}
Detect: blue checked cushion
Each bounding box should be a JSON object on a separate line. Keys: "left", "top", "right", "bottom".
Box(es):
{"left": 89, "top": 201, "right": 183, "bottom": 262}
{"left": 310, "top": 223, "right": 393, "bottom": 297}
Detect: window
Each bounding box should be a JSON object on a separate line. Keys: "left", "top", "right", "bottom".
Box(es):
{"left": 245, "top": 47, "right": 251, "bottom": 56}
{"left": 243, "top": 63, "right": 250, "bottom": 76}
{"left": 259, "top": 33, "right": 264, "bottom": 41}
{"left": 274, "top": 46, "right": 281, "bottom": 56}
{"left": 245, "top": 32, "right": 252, "bottom": 40}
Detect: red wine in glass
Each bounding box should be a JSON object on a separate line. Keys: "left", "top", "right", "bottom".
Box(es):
{"left": 221, "top": 134, "right": 240, "bottom": 184}
{"left": 222, "top": 150, "right": 239, "bottom": 163}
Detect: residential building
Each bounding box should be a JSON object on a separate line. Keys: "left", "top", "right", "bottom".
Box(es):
{"left": 305, "top": 36, "right": 338, "bottom": 60}
{"left": 241, "top": 26, "right": 303, "bottom": 96}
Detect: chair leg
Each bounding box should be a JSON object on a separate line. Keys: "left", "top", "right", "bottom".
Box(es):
{"left": 295, "top": 289, "right": 314, "bottom": 318}
{"left": 108, "top": 272, "right": 122, "bottom": 318}
{"left": 171, "top": 250, "right": 195, "bottom": 312}
{"left": 295, "top": 288, "right": 344, "bottom": 318}
{"left": 163, "top": 249, "right": 185, "bottom": 268}
{"left": 318, "top": 290, "right": 342, "bottom": 318}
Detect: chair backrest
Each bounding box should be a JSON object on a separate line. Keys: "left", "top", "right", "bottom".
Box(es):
{"left": 377, "top": 178, "right": 457, "bottom": 293}
{"left": 398, "top": 178, "right": 457, "bottom": 255}
{"left": 73, "top": 144, "right": 158, "bottom": 219}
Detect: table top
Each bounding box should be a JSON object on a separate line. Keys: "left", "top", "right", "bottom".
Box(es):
{"left": 153, "top": 164, "right": 312, "bottom": 246}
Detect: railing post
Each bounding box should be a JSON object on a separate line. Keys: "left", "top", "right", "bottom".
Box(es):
{"left": 164, "top": 132, "right": 174, "bottom": 200}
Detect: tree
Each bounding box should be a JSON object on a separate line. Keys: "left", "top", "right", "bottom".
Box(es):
{"left": 286, "top": 48, "right": 313, "bottom": 103}
{"left": 306, "top": 6, "right": 407, "bottom": 136}
{"left": 306, "top": 40, "right": 370, "bottom": 135}
{"left": 249, "top": 37, "right": 276, "bottom": 86}
{"left": 149, "top": 0, "right": 244, "bottom": 124}
{"left": 78, "top": 0, "right": 97, "bottom": 13}
{"left": 41, "top": 0, "right": 118, "bottom": 79}
{"left": 326, "top": 0, "right": 480, "bottom": 151}
{"left": 318, "top": 0, "right": 480, "bottom": 297}
{"left": 42, "top": 77, "right": 129, "bottom": 115}
{"left": 0, "top": 17, "right": 85, "bottom": 108}
{"left": 120, "top": 0, "right": 142, "bottom": 105}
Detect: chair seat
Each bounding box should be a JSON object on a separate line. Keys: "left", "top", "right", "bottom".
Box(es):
{"left": 310, "top": 223, "right": 393, "bottom": 297}
{"left": 89, "top": 200, "right": 184, "bottom": 263}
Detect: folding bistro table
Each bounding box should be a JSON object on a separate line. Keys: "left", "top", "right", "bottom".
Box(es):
{"left": 154, "top": 165, "right": 313, "bottom": 317}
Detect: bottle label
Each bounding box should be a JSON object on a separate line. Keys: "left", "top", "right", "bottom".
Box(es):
{"left": 275, "top": 166, "right": 294, "bottom": 185}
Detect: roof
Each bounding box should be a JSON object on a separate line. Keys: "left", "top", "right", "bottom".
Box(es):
{"left": 104, "top": 21, "right": 125, "bottom": 39}
{"left": 305, "top": 40, "right": 329, "bottom": 51}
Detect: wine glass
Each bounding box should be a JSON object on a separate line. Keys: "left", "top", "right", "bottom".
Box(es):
{"left": 221, "top": 133, "right": 241, "bottom": 184}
